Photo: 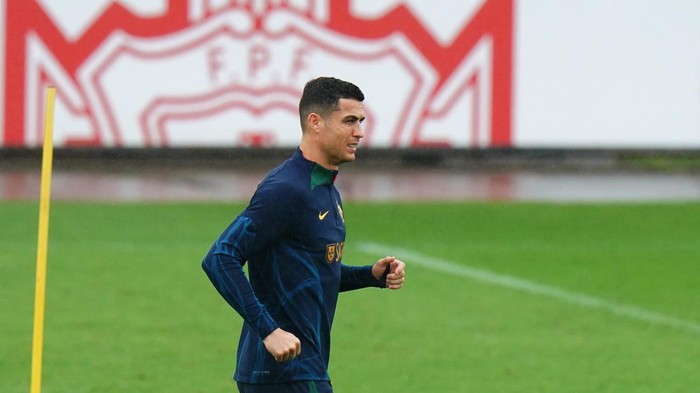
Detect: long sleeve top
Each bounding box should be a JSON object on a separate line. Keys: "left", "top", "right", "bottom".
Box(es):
{"left": 202, "top": 148, "right": 385, "bottom": 383}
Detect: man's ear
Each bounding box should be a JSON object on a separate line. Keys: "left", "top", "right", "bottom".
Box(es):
{"left": 307, "top": 113, "right": 322, "bottom": 133}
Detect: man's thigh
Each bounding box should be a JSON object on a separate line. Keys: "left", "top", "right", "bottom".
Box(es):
{"left": 237, "top": 381, "right": 332, "bottom": 393}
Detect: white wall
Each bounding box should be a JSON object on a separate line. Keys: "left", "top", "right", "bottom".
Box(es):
{"left": 514, "top": 0, "right": 700, "bottom": 148}
{"left": 3, "top": 0, "right": 700, "bottom": 148}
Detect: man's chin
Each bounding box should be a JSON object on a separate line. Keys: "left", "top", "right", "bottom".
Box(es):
{"left": 334, "top": 151, "right": 357, "bottom": 166}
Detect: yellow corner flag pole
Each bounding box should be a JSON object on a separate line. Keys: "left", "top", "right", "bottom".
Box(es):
{"left": 31, "top": 86, "right": 56, "bottom": 393}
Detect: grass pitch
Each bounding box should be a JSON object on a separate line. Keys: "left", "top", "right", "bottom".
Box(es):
{"left": 1, "top": 201, "right": 699, "bottom": 392}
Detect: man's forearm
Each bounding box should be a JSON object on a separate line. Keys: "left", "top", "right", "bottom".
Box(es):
{"left": 201, "top": 249, "right": 278, "bottom": 339}
{"left": 339, "top": 264, "right": 387, "bottom": 292}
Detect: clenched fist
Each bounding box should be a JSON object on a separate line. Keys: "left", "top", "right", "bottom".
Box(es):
{"left": 263, "top": 328, "right": 301, "bottom": 362}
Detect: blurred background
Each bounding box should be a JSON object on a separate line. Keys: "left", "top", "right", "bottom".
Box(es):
{"left": 1, "top": 0, "right": 699, "bottom": 202}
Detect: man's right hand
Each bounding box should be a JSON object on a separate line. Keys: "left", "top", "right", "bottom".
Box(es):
{"left": 263, "top": 328, "right": 301, "bottom": 362}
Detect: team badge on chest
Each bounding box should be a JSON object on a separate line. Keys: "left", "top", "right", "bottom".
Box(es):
{"left": 325, "top": 242, "right": 344, "bottom": 263}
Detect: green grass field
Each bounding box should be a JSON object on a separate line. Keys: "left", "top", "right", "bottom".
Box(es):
{"left": 2, "top": 201, "right": 699, "bottom": 392}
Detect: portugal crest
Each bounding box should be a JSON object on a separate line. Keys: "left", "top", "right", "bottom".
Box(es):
{"left": 325, "top": 242, "right": 344, "bottom": 263}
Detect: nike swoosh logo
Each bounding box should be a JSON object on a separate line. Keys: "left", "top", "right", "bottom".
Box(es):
{"left": 318, "top": 211, "right": 329, "bottom": 220}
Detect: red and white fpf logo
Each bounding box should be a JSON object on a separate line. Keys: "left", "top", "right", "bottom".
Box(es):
{"left": 2, "top": 0, "right": 513, "bottom": 148}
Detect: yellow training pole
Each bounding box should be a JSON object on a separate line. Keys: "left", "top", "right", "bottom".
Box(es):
{"left": 30, "top": 86, "right": 56, "bottom": 393}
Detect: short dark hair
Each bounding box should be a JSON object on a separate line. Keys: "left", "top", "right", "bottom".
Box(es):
{"left": 299, "top": 77, "right": 364, "bottom": 131}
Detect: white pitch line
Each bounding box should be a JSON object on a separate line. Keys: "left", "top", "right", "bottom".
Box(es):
{"left": 357, "top": 242, "right": 700, "bottom": 335}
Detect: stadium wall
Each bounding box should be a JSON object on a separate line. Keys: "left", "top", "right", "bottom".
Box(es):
{"left": 1, "top": 0, "right": 699, "bottom": 150}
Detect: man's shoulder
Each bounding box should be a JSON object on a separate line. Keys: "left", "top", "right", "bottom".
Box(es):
{"left": 257, "top": 156, "right": 309, "bottom": 197}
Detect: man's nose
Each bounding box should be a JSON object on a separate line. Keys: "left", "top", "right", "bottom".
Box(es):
{"left": 353, "top": 123, "right": 364, "bottom": 138}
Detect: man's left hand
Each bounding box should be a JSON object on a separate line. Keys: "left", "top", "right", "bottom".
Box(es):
{"left": 372, "top": 256, "right": 406, "bottom": 290}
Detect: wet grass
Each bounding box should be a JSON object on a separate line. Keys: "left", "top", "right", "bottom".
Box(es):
{"left": 2, "top": 201, "right": 699, "bottom": 392}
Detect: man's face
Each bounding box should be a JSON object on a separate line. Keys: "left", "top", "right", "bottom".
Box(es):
{"left": 317, "top": 98, "right": 365, "bottom": 169}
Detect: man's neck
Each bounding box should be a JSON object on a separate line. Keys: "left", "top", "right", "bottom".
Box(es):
{"left": 299, "top": 140, "right": 338, "bottom": 170}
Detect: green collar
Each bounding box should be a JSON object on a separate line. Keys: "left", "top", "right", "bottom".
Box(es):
{"left": 310, "top": 164, "right": 337, "bottom": 190}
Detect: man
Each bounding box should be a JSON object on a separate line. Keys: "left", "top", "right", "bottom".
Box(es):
{"left": 202, "top": 76, "right": 406, "bottom": 393}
